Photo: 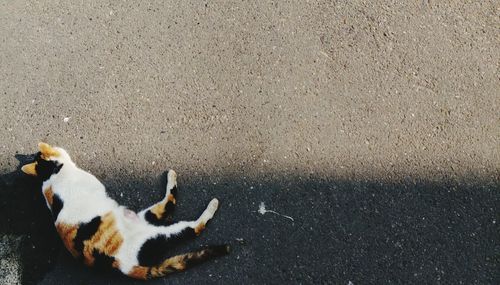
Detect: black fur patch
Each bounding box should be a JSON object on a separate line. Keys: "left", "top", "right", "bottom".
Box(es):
{"left": 35, "top": 154, "right": 63, "bottom": 182}
{"left": 92, "top": 250, "right": 114, "bottom": 268}
{"left": 184, "top": 245, "right": 230, "bottom": 268}
{"left": 92, "top": 250, "right": 121, "bottom": 273}
{"left": 164, "top": 200, "right": 175, "bottom": 217}
{"left": 138, "top": 228, "right": 197, "bottom": 266}
{"left": 144, "top": 211, "right": 165, "bottom": 226}
{"left": 209, "top": 244, "right": 231, "bottom": 256}
{"left": 51, "top": 194, "right": 63, "bottom": 221}
{"left": 138, "top": 235, "right": 167, "bottom": 266}
{"left": 170, "top": 185, "right": 178, "bottom": 197}
{"left": 144, "top": 201, "right": 176, "bottom": 226}
{"left": 74, "top": 216, "right": 102, "bottom": 253}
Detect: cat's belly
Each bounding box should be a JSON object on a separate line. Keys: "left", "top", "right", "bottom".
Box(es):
{"left": 56, "top": 193, "right": 118, "bottom": 224}
{"left": 123, "top": 209, "right": 140, "bottom": 221}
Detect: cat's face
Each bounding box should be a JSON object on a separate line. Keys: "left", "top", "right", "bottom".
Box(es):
{"left": 21, "top": 143, "right": 71, "bottom": 181}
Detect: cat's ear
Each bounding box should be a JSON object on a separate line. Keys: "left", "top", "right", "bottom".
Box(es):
{"left": 21, "top": 162, "right": 37, "bottom": 176}
{"left": 38, "top": 142, "right": 59, "bottom": 158}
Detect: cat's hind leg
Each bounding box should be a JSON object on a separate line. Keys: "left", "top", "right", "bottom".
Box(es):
{"left": 158, "top": 197, "right": 219, "bottom": 237}
{"left": 139, "top": 170, "right": 178, "bottom": 225}
{"left": 125, "top": 199, "right": 223, "bottom": 279}
{"left": 151, "top": 197, "right": 219, "bottom": 251}
{"left": 188, "top": 197, "right": 219, "bottom": 235}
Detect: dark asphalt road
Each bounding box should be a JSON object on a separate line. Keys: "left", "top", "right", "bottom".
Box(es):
{"left": 1, "top": 162, "right": 498, "bottom": 284}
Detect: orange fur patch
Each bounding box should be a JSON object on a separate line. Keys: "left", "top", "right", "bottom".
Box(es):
{"left": 128, "top": 266, "right": 149, "bottom": 280}
{"left": 128, "top": 255, "right": 190, "bottom": 279}
{"left": 150, "top": 194, "right": 176, "bottom": 219}
{"left": 82, "top": 212, "right": 124, "bottom": 266}
{"left": 167, "top": 194, "right": 176, "bottom": 204}
{"left": 55, "top": 223, "right": 79, "bottom": 257}
{"left": 151, "top": 201, "right": 167, "bottom": 219}
{"left": 21, "top": 162, "right": 37, "bottom": 176}
{"left": 43, "top": 187, "right": 54, "bottom": 206}
{"left": 39, "top": 142, "right": 60, "bottom": 159}
{"left": 167, "top": 256, "right": 186, "bottom": 270}
{"left": 194, "top": 223, "right": 205, "bottom": 235}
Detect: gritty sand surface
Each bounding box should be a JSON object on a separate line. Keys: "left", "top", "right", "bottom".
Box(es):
{"left": 0, "top": 1, "right": 499, "bottom": 284}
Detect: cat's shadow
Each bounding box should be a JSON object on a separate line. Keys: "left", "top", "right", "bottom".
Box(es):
{"left": 1, "top": 154, "right": 163, "bottom": 284}
{"left": 0, "top": 154, "right": 62, "bottom": 285}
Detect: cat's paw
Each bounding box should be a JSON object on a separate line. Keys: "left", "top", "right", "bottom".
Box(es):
{"left": 207, "top": 198, "right": 219, "bottom": 213}
{"left": 200, "top": 198, "right": 219, "bottom": 222}
{"left": 194, "top": 199, "right": 219, "bottom": 235}
{"left": 167, "top": 169, "right": 177, "bottom": 183}
{"left": 166, "top": 170, "right": 177, "bottom": 192}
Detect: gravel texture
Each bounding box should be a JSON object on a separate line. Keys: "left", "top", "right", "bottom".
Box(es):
{"left": 0, "top": 1, "right": 498, "bottom": 284}
{"left": 0, "top": 235, "right": 22, "bottom": 285}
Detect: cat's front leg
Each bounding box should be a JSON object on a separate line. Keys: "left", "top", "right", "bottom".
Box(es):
{"left": 138, "top": 170, "right": 178, "bottom": 225}
{"left": 193, "top": 198, "right": 219, "bottom": 235}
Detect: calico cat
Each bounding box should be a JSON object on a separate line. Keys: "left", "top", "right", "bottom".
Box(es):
{"left": 21, "top": 142, "right": 229, "bottom": 279}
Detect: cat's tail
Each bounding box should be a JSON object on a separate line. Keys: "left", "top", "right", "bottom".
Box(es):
{"left": 127, "top": 244, "right": 230, "bottom": 280}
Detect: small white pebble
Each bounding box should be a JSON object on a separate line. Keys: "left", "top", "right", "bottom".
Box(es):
{"left": 258, "top": 202, "right": 267, "bottom": 215}
{"left": 63, "top": 117, "right": 70, "bottom": 123}
{"left": 258, "top": 202, "right": 294, "bottom": 221}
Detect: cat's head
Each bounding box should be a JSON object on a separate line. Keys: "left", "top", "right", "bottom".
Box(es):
{"left": 21, "top": 142, "right": 73, "bottom": 181}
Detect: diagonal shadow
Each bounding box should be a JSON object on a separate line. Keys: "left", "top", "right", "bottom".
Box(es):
{"left": 0, "top": 153, "right": 498, "bottom": 284}
{"left": 0, "top": 154, "right": 61, "bottom": 285}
